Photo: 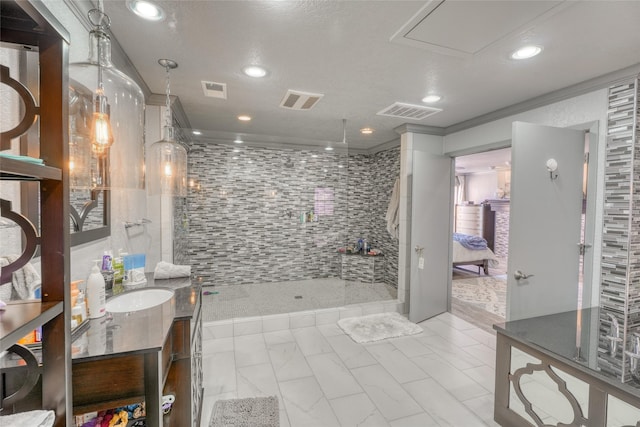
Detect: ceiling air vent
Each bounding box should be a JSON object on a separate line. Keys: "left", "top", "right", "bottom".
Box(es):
{"left": 201, "top": 80, "right": 227, "bottom": 99}
{"left": 280, "top": 89, "right": 323, "bottom": 110}
{"left": 377, "top": 102, "right": 442, "bottom": 120}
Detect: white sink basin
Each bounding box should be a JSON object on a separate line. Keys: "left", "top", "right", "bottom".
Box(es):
{"left": 106, "top": 288, "right": 174, "bottom": 313}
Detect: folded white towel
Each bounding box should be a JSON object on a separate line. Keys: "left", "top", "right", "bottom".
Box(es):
{"left": 154, "top": 261, "right": 191, "bottom": 279}
{"left": 0, "top": 410, "right": 55, "bottom": 427}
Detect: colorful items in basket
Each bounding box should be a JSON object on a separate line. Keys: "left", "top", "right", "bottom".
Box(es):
{"left": 77, "top": 402, "right": 145, "bottom": 427}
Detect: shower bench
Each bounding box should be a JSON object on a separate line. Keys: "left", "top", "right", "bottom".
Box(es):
{"left": 338, "top": 253, "right": 385, "bottom": 284}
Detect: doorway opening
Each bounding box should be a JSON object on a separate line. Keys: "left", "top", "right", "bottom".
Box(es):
{"left": 451, "top": 147, "right": 510, "bottom": 333}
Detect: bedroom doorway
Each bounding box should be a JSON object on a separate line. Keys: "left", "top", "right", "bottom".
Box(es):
{"left": 451, "top": 147, "right": 511, "bottom": 333}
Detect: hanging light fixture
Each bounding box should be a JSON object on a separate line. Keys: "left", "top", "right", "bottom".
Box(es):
{"left": 147, "top": 59, "right": 188, "bottom": 196}
{"left": 69, "top": 0, "right": 145, "bottom": 190}
{"left": 87, "top": 8, "right": 114, "bottom": 157}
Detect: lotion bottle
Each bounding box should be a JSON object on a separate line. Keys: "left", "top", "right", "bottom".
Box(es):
{"left": 87, "top": 260, "right": 106, "bottom": 319}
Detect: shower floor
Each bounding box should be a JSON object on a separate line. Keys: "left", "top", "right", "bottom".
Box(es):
{"left": 201, "top": 278, "right": 397, "bottom": 322}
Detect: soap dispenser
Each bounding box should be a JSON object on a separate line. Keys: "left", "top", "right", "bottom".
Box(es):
{"left": 87, "top": 260, "right": 106, "bottom": 319}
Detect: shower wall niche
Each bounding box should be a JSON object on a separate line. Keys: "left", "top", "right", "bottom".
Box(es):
{"left": 187, "top": 142, "right": 399, "bottom": 288}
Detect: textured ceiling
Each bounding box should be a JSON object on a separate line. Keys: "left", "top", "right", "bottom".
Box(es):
{"left": 101, "top": 0, "right": 640, "bottom": 151}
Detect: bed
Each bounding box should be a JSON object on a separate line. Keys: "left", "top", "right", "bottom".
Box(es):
{"left": 452, "top": 238, "right": 499, "bottom": 275}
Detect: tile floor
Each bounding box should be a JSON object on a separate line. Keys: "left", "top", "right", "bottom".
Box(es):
{"left": 200, "top": 312, "right": 501, "bottom": 427}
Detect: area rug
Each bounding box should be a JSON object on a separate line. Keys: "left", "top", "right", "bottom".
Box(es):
{"left": 337, "top": 312, "right": 423, "bottom": 344}
{"left": 210, "top": 396, "right": 279, "bottom": 427}
{"left": 451, "top": 276, "right": 506, "bottom": 318}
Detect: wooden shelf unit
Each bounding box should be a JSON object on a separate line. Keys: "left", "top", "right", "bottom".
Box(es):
{"left": 0, "top": 1, "right": 71, "bottom": 426}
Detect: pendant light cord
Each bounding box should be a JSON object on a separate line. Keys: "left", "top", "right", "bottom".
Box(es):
{"left": 164, "top": 64, "right": 172, "bottom": 128}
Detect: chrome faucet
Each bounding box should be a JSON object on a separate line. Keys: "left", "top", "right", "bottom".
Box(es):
{"left": 605, "top": 313, "right": 623, "bottom": 356}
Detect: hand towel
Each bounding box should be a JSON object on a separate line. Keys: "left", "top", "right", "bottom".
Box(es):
{"left": 154, "top": 261, "right": 191, "bottom": 279}
{"left": 385, "top": 177, "right": 400, "bottom": 240}
{"left": 0, "top": 410, "right": 55, "bottom": 427}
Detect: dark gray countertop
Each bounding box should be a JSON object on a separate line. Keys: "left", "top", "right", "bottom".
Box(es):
{"left": 71, "top": 275, "right": 201, "bottom": 362}
{"left": 494, "top": 307, "right": 640, "bottom": 397}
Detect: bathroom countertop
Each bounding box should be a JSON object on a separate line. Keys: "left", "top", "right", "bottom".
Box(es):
{"left": 71, "top": 275, "right": 201, "bottom": 362}
{"left": 494, "top": 307, "right": 640, "bottom": 396}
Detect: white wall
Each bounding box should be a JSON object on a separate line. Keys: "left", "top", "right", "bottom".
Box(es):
{"left": 464, "top": 172, "right": 497, "bottom": 203}
{"left": 443, "top": 89, "right": 609, "bottom": 308}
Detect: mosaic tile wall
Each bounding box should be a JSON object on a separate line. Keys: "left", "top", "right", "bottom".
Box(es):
{"left": 599, "top": 78, "right": 640, "bottom": 383}
{"left": 173, "top": 197, "right": 189, "bottom": 265}
{"left": 494, "top": 210, "right": 510, "bottom": 258}
{"left": 186, "top": 143, "right": 399, "bottom": 288}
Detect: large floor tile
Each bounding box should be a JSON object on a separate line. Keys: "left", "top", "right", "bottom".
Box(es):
{"left": 463, "top": 364, "right": 496, "bottom": 394}
{"left": 461, "top": 342, "right": 496, "bottom": 367}
{"left": 411, "top": 353, "right": 489, "bottom": 402}
{"left": 365, "top": 342, "right": 428, "bottom": 384}
{"left": 236, "top": 363, "right": 282, "bottom": 405}
{"left": 329, "top": 393, "right": 390, "bottom": 427}
{"left": 389, "top": 412, "right": 439, "bottom": 427}
{"left": 351, "top": 364, "right": 423, "bottom": 421}
{"left": 463, "top": 394, "right": 501, "bottom": 426}
{"left": 264, "top": 329, "right": 296, "bottom": 347}
{"left": 389, "top": 335, "right": 434, "bottom": 358}
{"left": 417, "top": 334, "right": 484, "bottom": 370}
{"left": 326, "top": 334, "right": 377, "bottom": 369}
{"left": 403, "top": 378, "right": 487, "bottom": 426}
{"left": 234, "top": 333, "right": 270, "bottom": 367}
{"left": 268, "top": 341, "right": 314, "bottom": 381}
{"left": 202, "top": 351, "right": 236, "bottom": 395}
{"left": 292, "top": 326, "right": 333, "bottom": 356}
{"left": 307, "top": 352, "right": 363, "bottom": 399}
{"left": 279, "top": 376, "right": 341, "bottom": 427}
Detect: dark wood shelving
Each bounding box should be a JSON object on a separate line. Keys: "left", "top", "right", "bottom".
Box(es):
{"left": 0, "top": 300, "right": 63, "bottom": 352}
{"left": 0, "top": 156, "right": 62, "bottom": 181}
{"left": 1, "top": 1, "right": 71, "bottom": 425}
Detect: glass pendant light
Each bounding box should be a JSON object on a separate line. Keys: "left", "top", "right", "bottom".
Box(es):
{"left": 147, "top": 59, "right": 188, "bottom": 197}
{"left": 69, "top": 4, "right": 145, "bottom": 190}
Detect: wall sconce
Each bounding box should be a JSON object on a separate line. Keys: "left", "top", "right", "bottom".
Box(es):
{"left": 546, "top": 158, "right": 558, "bottom": 180}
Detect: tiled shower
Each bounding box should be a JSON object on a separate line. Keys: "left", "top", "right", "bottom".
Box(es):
{"left": 186, "top": 142, "right": 399, "bottom": 307}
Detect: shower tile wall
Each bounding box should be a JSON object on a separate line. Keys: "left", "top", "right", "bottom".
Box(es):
{"left": 346, "top": 148, "right": 400, "bottom": 286}
{"left": 173, "top": 197, "right": 189, "bottom": 264}
{"left": 599, "top": 78, "right": 640, "bottom": 383}
{"left": 187, "top": 142, "right": 399, "bottom": 288}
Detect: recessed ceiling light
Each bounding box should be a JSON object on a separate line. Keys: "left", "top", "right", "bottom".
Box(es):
{"left": 325, "top": 147, "right": 334, "bottom": 151}
{"left": 242, "top": 65, "right": 268, "bottom": 78}
{"left": 360, "top": 127, "right": 374, "bottom": 135}
{"left": 127, "top": 0, "right": 164, "bottom": 21}
{"left": 510, "top": 45, "right": 542, "bottom": 60}
{"left": 192, "top": 130, "right": 202, "bottom": 135}
{"left": 238, "top": 115, "right": 251, "bottom": 121}
{"left": 234, "top": 139, "right": 243, "bottom": 144}
{"left": 422, "top": 94, "right": 442, "bottom": 103}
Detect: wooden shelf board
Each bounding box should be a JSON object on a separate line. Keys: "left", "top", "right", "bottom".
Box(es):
{"left": 0, "top": 300, "right": 63, "bottom": 352}
{"left": 0, "top": 157, "right": 62, "bottom": 181}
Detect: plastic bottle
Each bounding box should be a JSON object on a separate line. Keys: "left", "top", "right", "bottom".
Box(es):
{"left": 86, "top": 260, "right": 106, "bottom": 319}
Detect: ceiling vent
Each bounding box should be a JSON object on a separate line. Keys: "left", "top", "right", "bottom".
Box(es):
{"left": 280, "top": 89, "right": 323, "bottom": 110}
{"left": 201, "top": 80, "right": 227, "bottom": 99}
{"left": 377, "top": 102, "right": 442, "bottom": 120}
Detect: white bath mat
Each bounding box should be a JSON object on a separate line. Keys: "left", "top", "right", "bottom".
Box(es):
{"left": 337, "top": 312, "right": 423, "bottom": 343}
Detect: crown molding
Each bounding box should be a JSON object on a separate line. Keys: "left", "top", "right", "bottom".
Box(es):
{"left": 394, "top": 123, "right": 446, "bottom": 136}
